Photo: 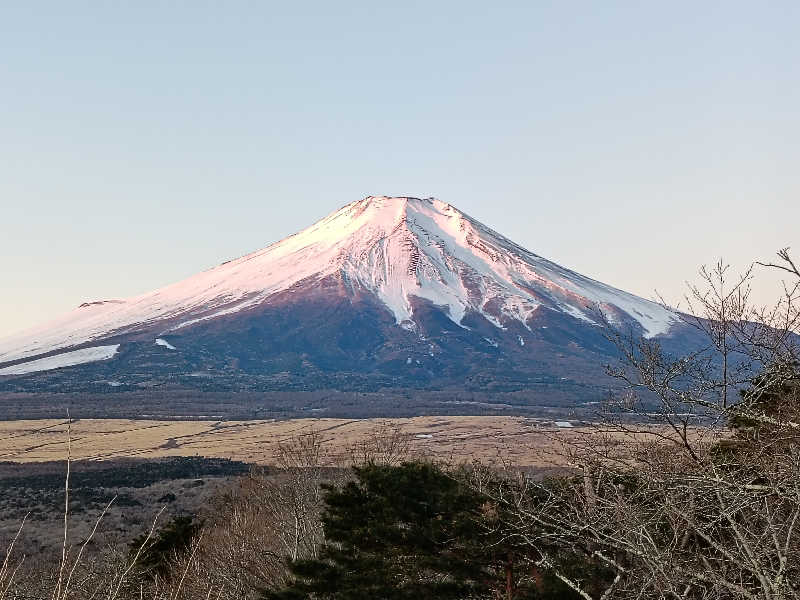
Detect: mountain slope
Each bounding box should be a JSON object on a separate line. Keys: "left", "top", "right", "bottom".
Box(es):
{"left": 0, "top": 196, "right": 684, "bottom": 399}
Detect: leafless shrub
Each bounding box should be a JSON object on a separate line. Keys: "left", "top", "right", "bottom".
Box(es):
{"left": 344, "top": 420, "right": 414, "bottom": 466}
{"left": 488, "top": 249, "right": 800, "bottom": 599}
{"left": 160, "top": 430, "right": 345, "bottom": 599}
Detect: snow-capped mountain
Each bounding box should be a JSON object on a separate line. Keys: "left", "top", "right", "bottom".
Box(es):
{"left": 0, "top": 197, "right": 686, "bottom": 398}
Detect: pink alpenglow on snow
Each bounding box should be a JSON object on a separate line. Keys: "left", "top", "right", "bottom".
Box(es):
{"left": 0, "top": 197, "right": 677, "bottom": 370}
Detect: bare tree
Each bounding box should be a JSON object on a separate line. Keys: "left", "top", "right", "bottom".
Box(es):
{"left": 344, "top": 421, "right": 414, "bottom": 466}
{"left": 164, "top": 430, "right": 343, "bottom": 600}
{"left": 490, "top": 249, "right": 800, "bottom": 599}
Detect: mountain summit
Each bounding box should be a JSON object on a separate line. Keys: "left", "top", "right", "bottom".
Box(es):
{"left": 0, "top": 197, "right": 684, "bottom": 400}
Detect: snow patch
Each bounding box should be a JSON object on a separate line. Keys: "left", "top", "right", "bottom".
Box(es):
{"left": 0, "top": 345, "right": 120, "bottom": 375}
{"left": 155, "top": 338, "right": 176, "bottom": 350}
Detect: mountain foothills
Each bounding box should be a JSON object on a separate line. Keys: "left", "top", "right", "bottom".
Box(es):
{"left": 0, "top": 197, "right": 698, "bottom": 406}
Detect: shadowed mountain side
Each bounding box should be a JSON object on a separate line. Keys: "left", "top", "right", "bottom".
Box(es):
{"left": 0, "top": 196, "right": 703, "bottom": 409}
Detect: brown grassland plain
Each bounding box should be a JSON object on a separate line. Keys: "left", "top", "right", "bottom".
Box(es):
{"left": 0, "top": 416, "right": 635, "bottom": 467}
{"left": 0, "top": 416, "right": 714, "bottom": 467}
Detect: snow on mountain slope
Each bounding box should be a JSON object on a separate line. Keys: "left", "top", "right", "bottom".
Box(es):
{"left": 0, "top": 196, "right": 677, "bottom": 365}
{"left": 0, "top": 345, "right": 120, "bottom": 375}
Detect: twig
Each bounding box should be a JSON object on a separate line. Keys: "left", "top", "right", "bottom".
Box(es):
{"left": 61, "top": 495, "right": 118, "bottom": 599}
{"left": 108, "top": 505, "right": 167, "bottom": 600}
{"left": 54, "top": 412, "right": 72, "bottom": 600}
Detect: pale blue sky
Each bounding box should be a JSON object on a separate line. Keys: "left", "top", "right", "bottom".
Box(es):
{"left": 1, "top": 1, "right": 798, "bottom": 338}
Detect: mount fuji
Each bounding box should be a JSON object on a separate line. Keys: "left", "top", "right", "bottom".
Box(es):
{"left": 0, "top": 197, "right": 691, "bottom": 407}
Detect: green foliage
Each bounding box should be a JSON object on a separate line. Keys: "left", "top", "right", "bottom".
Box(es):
{"left": 129, "top": 514, "right": 202, "bottom": 579}
{"left": 730, "top": 363, "right": 800, "bottom": 434}
{"left": 269, "top": 461, "right": 487, "bottom": 599}
{"left": 711, "top": 362, "right": 800, "bottom": 461}
{"left": 268, "top": 461, "right": 589, "bottom": 600}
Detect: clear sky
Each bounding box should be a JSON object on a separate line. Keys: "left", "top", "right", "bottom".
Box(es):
{"left": 1, "top": 1, "right": 798, "bottom": 338}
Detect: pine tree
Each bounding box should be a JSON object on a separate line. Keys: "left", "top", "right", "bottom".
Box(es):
{"left": 129, "top": 514, "right": 201, "bottom": 579}
{"left": 268, "top": 461, "right": 595, "bottom": 599}
{"left": 729, "top": 362, "right": 800, "bottom": 437}
{"left": 268, "top": 461, "right": 500, "bottom": 599}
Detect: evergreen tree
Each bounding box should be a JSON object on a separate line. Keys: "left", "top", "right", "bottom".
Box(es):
{"left": 729, "top": 362, "right": 800, "bottom": 437}
{"left": 267, "top": 462, "right": 503, "bottom": 599}
{"left": 129, "top": 514, "right": 202, "bottom": 579}
{"left": 268, "top": 461, "right": 586, "bottom": 599}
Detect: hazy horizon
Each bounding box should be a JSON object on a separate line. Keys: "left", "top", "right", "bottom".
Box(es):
{"left": 3, "top": 2, "right": 798, "bottom": 338}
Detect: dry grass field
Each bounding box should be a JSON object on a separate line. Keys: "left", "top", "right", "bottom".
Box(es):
{"left": 0, "top": 416, "right": 616, "bottom": 467}
{"left": 0, "top": 416, "right": 717, "bottom": 560}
